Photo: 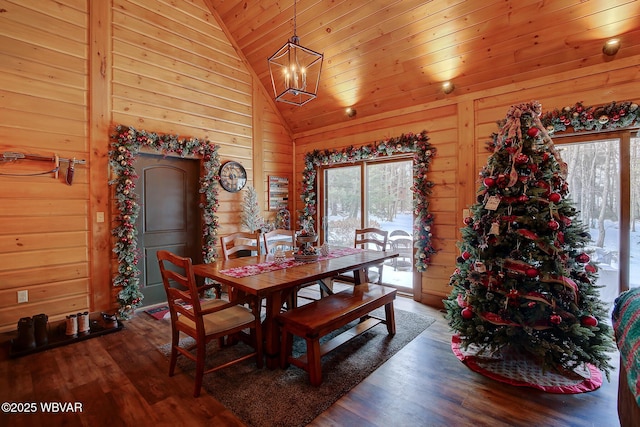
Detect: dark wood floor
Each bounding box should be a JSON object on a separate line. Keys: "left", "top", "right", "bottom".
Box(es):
{"left": 0, "top": 294, "right": 620, "bottom": 427}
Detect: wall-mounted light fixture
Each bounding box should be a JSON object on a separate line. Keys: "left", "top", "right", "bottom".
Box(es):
{"left": 602, "top": 38, "right": 621, "bottom": 56}
{"left": 442, "top": 81, "right": 455, "bottom": 94}
{"left": 346, "top": 107, "right": 357, "bottom": 117}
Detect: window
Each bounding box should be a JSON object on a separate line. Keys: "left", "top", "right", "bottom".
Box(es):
{"left": 556, "top": 130, "right": 639, "bottom": 308}
{"left": 320, "top": 158, "right": 414, "bottom": 291}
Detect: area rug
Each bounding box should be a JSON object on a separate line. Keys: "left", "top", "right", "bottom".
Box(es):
{"left": 451, "top": 335, "right": 602, "bottom": 394}
{"left": 158, "top": 308, "right": 435, "bottom": 427}
{"left": 144, "top": 300, "right": 191, "bottom": 320}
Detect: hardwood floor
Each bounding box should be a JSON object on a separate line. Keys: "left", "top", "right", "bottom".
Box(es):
{"left": 0, "top": 295, "right": 620, "bottom": 427}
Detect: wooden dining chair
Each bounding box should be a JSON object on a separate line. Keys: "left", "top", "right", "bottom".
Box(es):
{"left": 262, "top": 228, "right": 295, "bottom": 253}
{"left": 221, "top": 231, "right": 262, "bottom": 259}
{"left": 389, "top": 229, "right": 413, "bottom": 271}
{"left": 262, "top": 228, "right": 321, "bottom": 309}
{"left": 333, "top": 227, "right": 389, "bottom": 285}
{"left": 157, "top": 250, "right": 263, "bottom": 397}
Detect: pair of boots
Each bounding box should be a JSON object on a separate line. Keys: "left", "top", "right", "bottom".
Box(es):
{"left": 66, "top": 312, "right": 90, "bottom": 336}
{"left": 14, "top": 313, "right": 48, "bottom": 351}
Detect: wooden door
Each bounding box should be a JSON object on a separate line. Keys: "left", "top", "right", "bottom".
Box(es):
{"left": 134, "top": 153, "right": 201, "bottom": 306}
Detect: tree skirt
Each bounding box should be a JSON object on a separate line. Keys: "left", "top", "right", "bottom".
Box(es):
{"left": 451, "top": 335, "right": 602, "bottom": 394}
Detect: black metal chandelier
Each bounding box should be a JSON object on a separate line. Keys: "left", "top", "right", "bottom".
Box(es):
{"left": 267, "top": 0, "right": 323, "bottom": 106}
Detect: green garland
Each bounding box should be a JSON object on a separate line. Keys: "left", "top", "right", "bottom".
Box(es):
{"left": 540, "top": 100, "right": 639, "bottom": 133}
{"left": 301, "top": 130, "right": 437, "bottom": 272}
{"left": 109, "top": 125, "right": 220, "bottom": 318}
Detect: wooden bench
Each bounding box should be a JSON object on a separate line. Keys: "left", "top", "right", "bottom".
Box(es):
{"left": 276, "top": 283, "right": 397, "bottom": 386}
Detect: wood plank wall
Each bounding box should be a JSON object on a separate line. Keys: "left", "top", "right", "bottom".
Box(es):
{"left": 1, "top": 0, "right": 638, "bottom": 332}
{"left": 293, "top": 104, "right": 461, "bottom": 301}
{"left": 293, "top": 58, "right": 640, "bottom": 307}
{"left": 0, "top": 0, "right": 292, "bottom": 333}
{"left": 0, "top": 0, "right": 90, "bottom": 331}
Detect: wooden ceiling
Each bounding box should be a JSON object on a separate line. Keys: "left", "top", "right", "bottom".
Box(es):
{"left": 204, "top": 0, "right": 640, "bottom": 135}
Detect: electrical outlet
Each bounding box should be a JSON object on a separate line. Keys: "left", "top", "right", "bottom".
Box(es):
{"left": 463, "top": 209, "right": 470, "bottom": 218}
{"left": 17, "top": 290, "right": 28, "bottom": 303}
{"left": 97, "top": 212, "right": 105, "bottom": 223}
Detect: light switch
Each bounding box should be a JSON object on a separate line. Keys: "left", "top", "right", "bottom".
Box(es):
{"left": 97, "top": 212, "right": 105, "bottom": 223}
{"left": 17, "top": 290, "right": 28, "bottom": 303}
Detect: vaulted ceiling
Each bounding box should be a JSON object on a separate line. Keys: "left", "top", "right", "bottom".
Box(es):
{"left": 204, "top": 0, "right": 640, "bottom": 135}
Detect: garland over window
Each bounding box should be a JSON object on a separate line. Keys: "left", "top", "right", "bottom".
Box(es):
{"left": 109, "top": 125, "right": 220, "bottom": 318}
{"left": 301, "top": 130, "right": 436, "bottom": 272}
{"left": 540, "top": 100, "right": 639, "bottom": 133}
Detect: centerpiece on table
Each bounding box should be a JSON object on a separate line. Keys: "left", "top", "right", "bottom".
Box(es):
{"left": 294, "top": 221, "right": 320, "bottom": 262}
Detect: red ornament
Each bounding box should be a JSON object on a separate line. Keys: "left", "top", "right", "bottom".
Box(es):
{"left": 549, "top": 192, "right": 561, "bottom": 203}
{"left": 537, "top": 180, "right": 549, "bottom": 190}
{"left": 461, "top": 307, "right": 474, "bottom": 319}
{"left": 515, "top": 154, "right": 529, "bottom": 164}
{"left": 483, "top": 177, "right": 496, "bottom": 187}
{"left": 497, "top": 174, "right": 509, "bottom": 187}
{"left": 585, "top": 263, "right": 597, "bottom": 274}
{"left": 576, "top": 253, "right": 590, "bottom": 263}
{"left": 518, "top": 194, "right": 529, "bottom": 202}
{"left": 525, "top": 267, "right": 539, "bottom": 278}
{"left": 462, "top": 251, "right": 471, "bottom": 260}
{"left": 548, "top": 220, "right": 560, "bottom": 230}
{"left": 550, "top": 313, "right": 562, "bottom": 325}
{"left": 463, "top": 216, "right": 474, "bottom": 225}
{"left": 527, "top": 127, "right": 540, "bottom": 138}
{"left": 560, "top": 216, "right": 572, "bottom": 227}
{"left": 581, "top": 315, "right": 598, "bottom": 327}
{"left": 542, "top": 152, "right": 550, "bottom": 162}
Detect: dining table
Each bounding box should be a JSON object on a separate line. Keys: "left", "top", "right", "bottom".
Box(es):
{"left": 192, "top": 247, "right": 399, "bottom": 368}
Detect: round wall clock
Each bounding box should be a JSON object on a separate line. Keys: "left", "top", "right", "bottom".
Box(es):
{"left": 219, "top": 161, "right": 247, "bottom": 192}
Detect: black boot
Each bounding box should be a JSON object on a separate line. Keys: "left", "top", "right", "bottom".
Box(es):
{"left": 33, "top": 313, "right": 48, "bottom": 346}
{"left": 15, "top": 317, "right": 36, "bottom": 351}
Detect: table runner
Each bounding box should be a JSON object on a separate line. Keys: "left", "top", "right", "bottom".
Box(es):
{"left": 220, "top": 247, "right": 363, "bottom": 278}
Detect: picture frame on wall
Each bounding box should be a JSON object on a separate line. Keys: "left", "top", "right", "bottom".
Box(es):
{"left": 268, "top": 176, "right": 289, "bottom": 211}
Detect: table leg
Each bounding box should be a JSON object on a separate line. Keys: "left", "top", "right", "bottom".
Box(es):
{"left": 354, "top": 268, "right": 367, "bottom": 285}
{"left": 264, "top": 290, "right": 288, "bottom": 369}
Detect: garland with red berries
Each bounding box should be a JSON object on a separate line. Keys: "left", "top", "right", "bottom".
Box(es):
{"left": 109, "top": 125, "right": 220, "bottom": 318}
{"left": 301, "top": 130, "right": 437, "bottom": 271}
{"left": 541, "top": 100, "right": 639, "bottom": 133}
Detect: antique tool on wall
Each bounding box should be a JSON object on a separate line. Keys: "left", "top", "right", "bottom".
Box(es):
{"left": 1, "top": 151, "right": 85, "bottom": 185}
{"left": 66, "top": 158, "right": 75, "bottom": 186}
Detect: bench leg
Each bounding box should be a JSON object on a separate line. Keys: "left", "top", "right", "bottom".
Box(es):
{"left": 306, "top": 337, "right": 323, "bottom": 386}
{"left": 385, "top": 302, "right": 396, "bottom": 335}
{"left": 279, "top": 329, "right": 292, "bottom": 368}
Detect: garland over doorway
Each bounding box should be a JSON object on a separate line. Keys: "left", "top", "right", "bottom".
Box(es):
{"left": 301, "top": 130, "right": 437, "bottom": 272}
{"left": 109, "top": 125, "right": 221, "bottom": 318}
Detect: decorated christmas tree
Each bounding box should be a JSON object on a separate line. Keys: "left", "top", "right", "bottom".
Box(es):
{"left": 445, "top": 101, "right": 614, "bottom": 378}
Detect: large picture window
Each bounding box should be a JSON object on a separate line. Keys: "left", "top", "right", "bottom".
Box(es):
{"left": 320, "top": 157, "right": 414, "bottom": 291}
{"left": 556, "top": 130, "right": 639, "bottom": 308}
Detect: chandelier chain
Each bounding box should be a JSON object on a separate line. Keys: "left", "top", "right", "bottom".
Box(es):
{"left": 293, "top": 0, "right": 297, "bottom": 38}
